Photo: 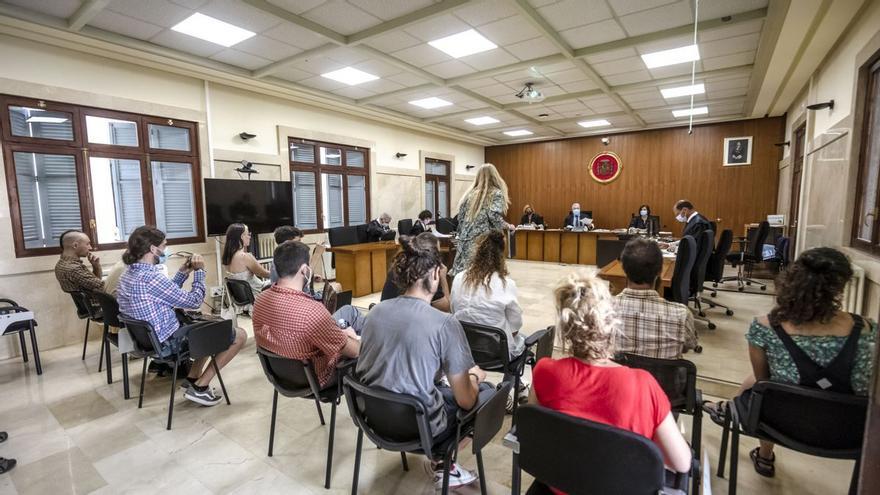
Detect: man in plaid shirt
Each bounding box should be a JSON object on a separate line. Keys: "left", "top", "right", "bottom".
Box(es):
{"left": 54, "top": 230, "right": 105, "bottom": 294}
{"left": 614, "top": 238, "right": 697, "bottom": 359}
{"left": 117, "top": 226, "right": 247, "bottom": 406}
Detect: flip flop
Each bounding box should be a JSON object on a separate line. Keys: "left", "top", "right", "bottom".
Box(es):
{"left": 701, "top": 400, "right": 728, "bottom": 427}
{"left": 0, "top": 457, "right": 16, "bottom": 475}
{"left": 0, "top": 431, "right": 7, "bottom": 443}
{"left": 750, "top": 448, "right": 775, "bottom": 477}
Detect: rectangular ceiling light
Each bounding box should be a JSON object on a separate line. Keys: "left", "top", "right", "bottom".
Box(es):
{"left": 661, "top": 83, "right": 705, "bottom": 99}
{"left": 672, "top": 106, "right": 708, "bottom": 118}
{"left": 171, "top": 13, "right": 256, "bottom": 47}
{"left": 577, "top": 119, "right": 611, "bottom": 128}
{"left": 504, "top": 129, "right": 533, "bottom": 137}
{"left": 641, "top": 44, "right": 700, "bottom": 69}
{"left": 465, "top": 116, "right": 500, "bottom": 125}
{"left": 428, "top": 29, "right": 497, "bottom": 58}
{"left": 409, "top": 97, "right": 453, "bottom": 109}
{"left": 321, "top": 67, "right": 379, "bottom": 86}
{"left": 26, "top": 116, "right": 69, "bottom": 124}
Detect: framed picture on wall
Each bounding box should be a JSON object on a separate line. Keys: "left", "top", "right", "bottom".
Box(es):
{"left": 723, "top": 136, "right": 752, "bottom": 166}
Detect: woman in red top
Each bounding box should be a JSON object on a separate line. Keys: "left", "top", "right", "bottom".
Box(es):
{"left": 530, "top": 269, "right": 692, "bottom": 483}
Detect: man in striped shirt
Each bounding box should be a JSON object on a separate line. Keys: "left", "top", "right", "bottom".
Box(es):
{"left": 614, "top": 238, "right": 697, "bottom": 359}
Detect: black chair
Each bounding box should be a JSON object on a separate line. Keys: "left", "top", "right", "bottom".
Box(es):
{"left": 328, "top": 226, "right": 361, "bottom": 268}
{"left": 717, "top": 381, "right": 867, "bottom": 495}
{"left": 69, "top": 291, "right": 104, "bottom": 365}
{"left": 720, "top": 220, "right": 769, "bottom": 291}
{"left": 766, "top": 236, "right": 791, "bottom": 272}
{"left": 0, "top": 299, "right": 41, "bottom": 375}
{"left": 596, "top": 239, "right": 628, "bottom": 268}
{"left": 665, "top": 235, "right": 696, "bottom": 308}
{"left": 615, "top": 353, "right": 702, "bottom": 495}
{"left": 703, "top": 229, "right": 735, "bottom": 308}
{"left": 118, "top": 316, "right": 233, "bottom": 430}
{"left": 688, "top": 230, "right": 716, "bottom": 332}
{"left": 257, "top": 347, "right": 344, "bottom": 489}
{"left": 508, "top": 404, "right": 690, "bottom": 495}
{"left": 397, "top": 218, "right": 413, "bottom": 236}
{"left": 89, "top": 291, "right": 131, "bottom": 398}
{"left": 343, "top": 374, "right": 509, "bottom": 495}
{"left": 435, "top": 217, "right": 457, "bottom": 234}
{"left": 460, "top": 322, "right": 550, "bottom": 419}
{"left": 225, "top": 278, "right": 256, "bottom": 312}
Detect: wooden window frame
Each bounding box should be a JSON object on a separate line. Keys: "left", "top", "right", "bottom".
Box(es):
{"left": 0, "top": 94, "right": 204, "bottom": 257}
{"left": 288, "top": 137, "right": 371, "bottom": 234}
{"left": 425, "top": 157, "right": 452, "bottom": 218}
{"left": 851, "top": 53, "right": 880, "bottom": 256}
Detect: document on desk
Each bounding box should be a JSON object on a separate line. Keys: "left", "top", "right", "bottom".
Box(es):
{"left": 431, "top": 230, "right": 452, "bottom": 238}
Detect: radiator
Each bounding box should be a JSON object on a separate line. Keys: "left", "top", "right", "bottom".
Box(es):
{"left": 257, "top": 235, "right": 277, "bottom": 260}
{"left": 842, "top": 264, "right": 865, "bottom": 315}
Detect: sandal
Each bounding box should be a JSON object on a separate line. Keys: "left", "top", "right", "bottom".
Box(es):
{"left": 0, "top": 457, "right": 16, "bottom": 475}
{"left": 701, "top": 400, "right": 728, "bottom": 427}
{"left": 0, "top": 431, "right": 7, "bottom": 443}
{"left": 749, "top": 448, "right": 775, "bottom": 477}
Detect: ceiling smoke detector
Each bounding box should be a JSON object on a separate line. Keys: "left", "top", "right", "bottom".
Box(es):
{"left": 515, "top": 83, "right": 544, "bottom": 103}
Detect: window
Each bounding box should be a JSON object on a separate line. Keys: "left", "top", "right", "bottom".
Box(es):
{"left": 0, "top": 95, "right": 203, "bottom": 256}
{"left": 425, "top": 158, "right": 451, "bottom": 218}
{"left": 852, "top": 55, "right": 880, "bottom": 255}
{"left": 289, "top": 137, "right": 370, "bottom": 232}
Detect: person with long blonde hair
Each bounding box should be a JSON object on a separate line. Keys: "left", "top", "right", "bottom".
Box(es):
{"left": 530, "top": 269, "right": 692, "bottom": 491}
{"left": 451, "top": 163, "right": 514, "bottom": 276}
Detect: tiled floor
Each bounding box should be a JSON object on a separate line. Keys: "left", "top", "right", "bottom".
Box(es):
{"left": 0, "top": 260, "right": 858, "bottom": 494}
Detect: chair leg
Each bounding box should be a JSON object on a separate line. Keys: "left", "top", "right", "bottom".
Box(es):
{"left": 29, "top": 323, "right": 42, "bottom": 375}
{"left": 104, "top": 326, "right": 113, "bottom": 385}
{"left": 166, "top": 359, "right": 179, "bottom": 430}
{"left": 324, "top": 400, "right": 337, "bottom": 489}
{"left": 849, "top": 457, "right": 861, "bottom": 495}
{"left": 511, "top": 373, "right": 522, "bottom": 424}
{"left": 692, "top": 409, "right": 702, "bottom": 495}
{"left": 729, "top": 421, "right": 740, "bottom": 495}
{"left": 212, "top": 359, "right": 231, "bottom": 405}
{"left": 268, "top": 390, "right": 278, "bottom": 457}
{"left": 98, "top": 324, "right": 106, "bottom": 372}
{"left": 351, "top": 429, "right": 363, "bottom": 495}
{"left": 138, "top": 357, "right": 148, "bottom": 409}
{"left": 717, "top": 407, "right": 730, "bottom": 478}
{"left": 314, "top": 396, "right": 326, "bottom": 425}
{"left": 82, "top": 320, "right": 90, "bottom": 360}
{"left": 512, "top": 452, "right": 521, "bottom": 495}
{"left": 441, "top": 442, "right": 454, "bottom": 495}
{"left": 476, "top": 450, "right": 487, "bottom": 495}
{"left": 121, "top": 353, "right": 130, "bottom": 400}
{"left": 399, "top": 452, "right": 409, "bottom": 472}
{"left": 18, "top": 331, "right": 28, "bottom": 363}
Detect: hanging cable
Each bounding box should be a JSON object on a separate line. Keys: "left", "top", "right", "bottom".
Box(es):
{"left": 688, "top": 0, "right": 700, "bottom": 135}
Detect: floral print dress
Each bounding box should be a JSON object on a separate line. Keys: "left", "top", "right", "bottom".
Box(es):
{"left": 451, "top": 189, "right": 507, "bottom": 276}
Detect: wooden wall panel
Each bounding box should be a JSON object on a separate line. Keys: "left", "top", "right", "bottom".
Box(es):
{"left": 486, "top": 118, "right": 784, "bottom": 236}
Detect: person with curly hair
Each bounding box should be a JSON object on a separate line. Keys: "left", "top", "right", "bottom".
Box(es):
{"left": 530, "top": 269, "right": 692, "bottom": 493}
{"left": 704, "top": 247, "right": 876, "bottom": 478}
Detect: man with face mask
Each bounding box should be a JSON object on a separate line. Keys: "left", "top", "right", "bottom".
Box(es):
{"left": 117, "top": 225, "right": 248, "bottom": 406}
{"left": 367, "top": 212, "right": 396, "bottom": 241}
{"left": 563, "top": 202, "right": 593, "bottom": 230}
{"left": 54, "top": 230, "right": 105, "bottom": 294}
{"left": 660, "top": 200, "right": 712, "bottom": 251}
{"left": 520, "top": 204, "right": 544, "bottom": 227}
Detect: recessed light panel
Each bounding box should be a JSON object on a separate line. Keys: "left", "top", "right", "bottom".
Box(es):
{"left": 504, "top": 129, "right": 533, "bottom": 137}
{"left": 409, "top": 97, "right": 453, "bottom": 109}
{"left": 577, "top": 119, "right": 611, "bottom": 128}
{"left": 428, "top": 29, "right": 497, "bottom": 58}
{"left": 171, "top": 13, "right": 255, "bottom": 47}
{"left": 321, "top": 67, "right": 379, "bottom": 86}
{"left": 661, "top": 83, "right": 705, "bottom": 99}
{"left": 641, "top": 44, "right": 700, "bottom": 69}
{"left": 465, "top": 116, "right": 500, "bottom": 125}
{"left": 672, "top": 106, "right": 708, "bottom": 118}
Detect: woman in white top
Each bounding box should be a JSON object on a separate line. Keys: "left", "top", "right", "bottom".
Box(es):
{"left": 223, "top": 223, "right": 270, "bottom": 299}
{"left": 451, "top": 229, "right": 525, "bottom": 358}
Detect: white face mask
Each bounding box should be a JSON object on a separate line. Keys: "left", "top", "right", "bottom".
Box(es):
{"left": 640, "top": 209, "right": 648, "bottom": 217}
{"left": 676, "top": 213, "right": 687, "bottom": 223}
{"left": 572, "top": 208, "right": 580, "bottom": 216}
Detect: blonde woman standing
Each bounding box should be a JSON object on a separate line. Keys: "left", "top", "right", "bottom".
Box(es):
{"left": 451, "top": 163, "right": 515, "bottom": 276}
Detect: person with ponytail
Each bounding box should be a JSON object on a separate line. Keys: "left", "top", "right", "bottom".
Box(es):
{"left": 530, "top": 269, "right": 692, "bottom": 492}
{"left": 356, "top": 232, "right": 493, "bottom": 489}
{"left": 117, "top": 225, "right": 247, "bottom": 407}
{"left": 704, "top": 247, "right": 876, "bottom": 478}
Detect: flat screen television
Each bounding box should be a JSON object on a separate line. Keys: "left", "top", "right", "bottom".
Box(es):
{"left": 204, "top": 178, "right": 293, "bottom": 236}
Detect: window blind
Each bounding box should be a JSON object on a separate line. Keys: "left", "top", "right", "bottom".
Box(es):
{"left": 112, "top": 159, "right": 145, "bottom": 239}
{"left": 13, "top": 152, "right": 82, "bottom": 249}
{"left": 151, "top": 161, "right": 196, "bottom": 238}
{"left": 292, "top": 171, "right": 318, "bottom": 229}
{"left": 109, "top": 121, "right": 138, "bottom": 147}
{"left": 149, "top": 124, "right": 190, "bottom": 151}
{"left": 438, "top": 180, "right": 448, "bottom": 218}
{"left": 291, "top": 144, "right": 315, "bottom": 163}
{"left": 347, "top": 175, "right": 366, "bottom": 225}
{"left": 425, "top": 180, "right": 435, "bottom": 215}
{"left": 323, "top": 173, "right": 344, "bottom": 228}
{"left": 346, "top": 150, "right": 365, "bottom": 168}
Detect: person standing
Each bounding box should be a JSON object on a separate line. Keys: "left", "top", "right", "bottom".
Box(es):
{"left": 451, "top": 163, "right": 514, "bottom": 276}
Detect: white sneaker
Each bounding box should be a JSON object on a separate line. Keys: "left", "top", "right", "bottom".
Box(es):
{"left": 184, "top": 386, "right": 223, "bottom": 406}
{"left": 430, "top": 462, "right": 478, "bottom": 489}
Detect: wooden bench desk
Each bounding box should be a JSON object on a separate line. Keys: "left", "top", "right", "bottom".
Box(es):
{"left": 598, "top": 258, "right": 675, "bottom": 295}
{"left": 328, "top": 241, "right": 400, "bottom": 297}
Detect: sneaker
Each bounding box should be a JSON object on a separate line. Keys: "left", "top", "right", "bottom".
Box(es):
{"left": 431, "top": 462, "right": 478, "bottom": 489}
{"left": 184, "top": 386, "right": 223, "bottom": 407}
{"left": 506, "top": 382, "right": 531, "bottom": 414}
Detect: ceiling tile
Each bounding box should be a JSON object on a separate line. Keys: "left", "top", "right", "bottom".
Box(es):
{"left": 699, "top": 18, "right": 764, "bottom": 43}
{"left": 458, "top": 77, "right": 500, "bottom": 90}
{"left": 107, "top": 0, "right": 192, "bottom": 28}
{"left": 607, "top": 0, "right": 679, "bottom": 17}
{"left": 583, "top": 47, "right": 637, "bottom": 64}
{"left": 592, "top": 56, "right": 644, "bottom": 76}
{"left": 287, "top": 55, "right": 345, "bottom": 75}
{"left": 199, "top": 0, "right": 282, "bottom": 33}
{"left": 708, "top": 87, "right": 748, "bottom": 99}
{"left": 461, "top": 49, "right": 520, "bottom": 71}
{"left": 352, "top": 59, "right": 405, "bottom": 78}
{"left": 263, "top": 23, "right": 328, "bottom": 50}
{"left": 697, "top": 0, "right": 768, "bottom": 21}
{"left": 357, "top": 78, "right": 406, "bottom": 94}
{"left": 545, "top": 68, "right": 588, "bottom": 84}
{"left": 386, "top": 72, "right": 431, "bottom": 87}
{"left": 299, "top": 75, "right": 348, "bottom": 92}
{"left": 699, "top": 33, "right": 761, "bottom": 59}
{"left": 559, "top": 80, "right": 599, "bottom": 92}
{"left": 349, "top": 0, "right": 435, "bottom": 21}
{"left": 331, "top": 86, "right": 377, "bottom": 100}
{"left": 267, "top": 0, "right": 326, "bottom": 15}
{"left": 392, "top": 44, "right": 452, "bottom": 68}
{"left": 617, "top": 0, "right": 693, "bottom": 37}
{"left": 617, "top": 87, "right": 662, "bottom": 100}
{"left": 423, "top": 59, "right": 477, "bottom": 78}
{"left": 88, "top": 11, "right": 165, "bottom": 40}
{"left": 364, "top": 31, "right": 423, "bottom": 53}
{"left": 537, "top": 0, "right": 613, "bottom": 32}
{"left": 603, "top": 70, "right": 652, "bottom": 86}
{"left": 453, "top": 0, "right": 520, "bottom": 26}
{"left": 547, "top": 101, "right": 590, "bottom": 113}
{"left": 490, "top": 93, "right": 523, "bottom": 104}
{"left": 210, "top": 49, "right": 273, "bottom": 70}
{"left": 527, "top": 0, "right": 556, "bottom": 7}
{"left": 473, "top": 83, "right": 516, "bottom": 97}
{"left": 477, "top": 15, "right": 543, "bottom": 46}
{"left": 560, "top": 19, "right": 627, "bottom": 49}
{"left": 404, "top": 14, "right": 471, "bottom": 42}
{"left": 506, "top": 37, "right": 561, "bottom": 61}
{"left": 627, "top": 97, "right": 666, "bottom": 109}
{"left": 302, "top": 0, "right": 383, "bottom": 36}
{"left": 169, "top": 0, "right": 210, "bottom": 8}
{"left": 4, "top": 0, "right": 82, "bottom": 18}
{"left": 635, "top": 34, "right": 694, "bottom": 55}
{"left": 706, "top": 76, "right": 751, "bottom": 91}
{"left": 149, "top": 29, "right": 226, "bottom": 57}
{"left": 648, "top": 62, "right": 701, "bottom": 79}
{"left": 272, "top": 66, "right": 314, "bottom": 82}
{"left": 701, "top": 50, "right": 755, "bottom": 71}
{"left": 234, "top": 36, "right": 302, "bottom": 62}
{"left": 324, "top": 47, "right": 371, "bottom": 65}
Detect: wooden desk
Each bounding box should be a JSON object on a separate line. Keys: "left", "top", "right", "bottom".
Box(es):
{"left": 329, "top": 242, "right": 400, "bottom": 297}
{"left": 598, "top": 258, "right": 675, "bottom": 295}
{"left": 513, "top": 229, "right": 617, "bottom": 265}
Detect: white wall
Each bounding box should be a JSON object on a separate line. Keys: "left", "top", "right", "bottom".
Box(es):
{"left": 0, "top": 34, "right": 483, "bottom": 359}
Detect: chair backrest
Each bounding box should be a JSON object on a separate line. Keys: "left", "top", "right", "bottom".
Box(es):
{"left": 89, "top": 291, "right": 123, "bottom": 328}
{"left": 706, "top": 229, "right": 733, "bottom": 282}
{"left": 615, "top": 353, "right": 697, "bottom": 412}
{"left": 256, "top": 347, "right": 322, "bottom": 398}
{"left": 748, "top": 221, "right": 770, "bottom": 258}
{"left": 225, "top": 278, "right": 255, "bottom": 306}
{"left": 187, "top": 319, "right": 234, "bottom": 359}
{"left": 328, "top": 226, "right": 360, "bottom": 247}
{"left": 342, "top": 375, "right": 434, "bottom": 453}
{"left": 744, "top": 381, "right": 868, "bottom": 457}
{"left": 69, "top": 291, "right": 94, "bottom": 319}
{"left": 398, "top": 218, "right": 414, "bottom": 235}
{"left": 775, "top": 236, "right": 791, "bottom": 266}
{"left": 472, "top": 381, "right": 512, "bottom": 453}
{"left": 116, "top": 315, "right": 161, "bottom": 353}
{"left": 355, "top": 224, "right": 370, "bottom": 243}
{"left": 669, "top": 236, "right": 696, "bottom": 304}
{"left": 690, "top": 229, "right": 714, "bottom": 292}
{"left": 435, "top": 217, "right": 456, "bottom": 234}
{"left": 460, "top": 321, "right": 511, "bottom": 370}
{"left": 596, "top": 239, "right": 629, "bottom": 268}
{"left": 517, "top": 405, "right": 666, "bottom": 495}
